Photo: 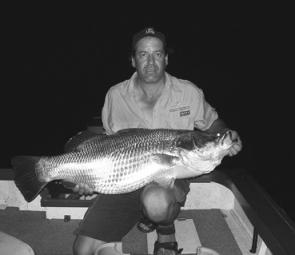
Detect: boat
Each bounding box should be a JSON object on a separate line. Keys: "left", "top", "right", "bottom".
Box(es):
{"left": 1, "top": 127, "right": 294, "bottom": 255}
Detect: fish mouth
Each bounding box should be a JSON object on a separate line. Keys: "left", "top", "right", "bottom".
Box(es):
{"left": 216, "top": 130, "right": 233, "bottom": 147}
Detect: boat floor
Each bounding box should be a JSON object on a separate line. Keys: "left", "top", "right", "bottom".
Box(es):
{"left": 0, "top": 206, "right": 253, "bottom": 255}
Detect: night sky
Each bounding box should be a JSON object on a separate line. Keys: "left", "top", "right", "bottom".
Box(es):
{"left": 2, "top": 4, "right": 293, "bottom": 220}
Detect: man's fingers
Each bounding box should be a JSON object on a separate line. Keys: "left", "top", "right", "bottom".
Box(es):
{"left": 87, "top": 187, "right": 94, "bottom": 195}
{"left": 72, "top": 185, "right": 80, "bottom": 193}
{"left": 228, "top": 142, "right": 242, "bottom": 156}
{"left": 72, "top": 183, "right": 91, "bottom": 195}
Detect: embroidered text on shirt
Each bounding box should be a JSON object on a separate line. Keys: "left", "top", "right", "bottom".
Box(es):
{"left": 180, "top": 110, "right": 190, "bottom": 117}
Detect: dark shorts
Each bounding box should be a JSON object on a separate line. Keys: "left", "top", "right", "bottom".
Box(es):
{"left": 75, "top": 179, "right": 190, "bottom": 242}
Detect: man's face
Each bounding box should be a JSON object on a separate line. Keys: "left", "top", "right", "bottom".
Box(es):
{"left": 132, "top": 36, "right": 168, "bottom": 84}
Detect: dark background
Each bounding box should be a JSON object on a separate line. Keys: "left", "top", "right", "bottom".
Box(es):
{"left": 1, "top": 4, "right": 293, "bottom": 220}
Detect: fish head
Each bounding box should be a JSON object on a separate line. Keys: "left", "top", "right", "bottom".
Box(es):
{"left": 174, "top": 130, "right": 233, "bottom": 177}
{"left": 192, "top": 129, "right": 233, "bottom": 159}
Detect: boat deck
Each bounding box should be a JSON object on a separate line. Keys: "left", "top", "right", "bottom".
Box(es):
{"left": 0, "top": 206, "right": 250, "bottom": 255}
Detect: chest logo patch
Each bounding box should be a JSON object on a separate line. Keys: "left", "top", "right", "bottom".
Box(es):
{"left": 180, "top": 110, "right": 190, "bottom": 117}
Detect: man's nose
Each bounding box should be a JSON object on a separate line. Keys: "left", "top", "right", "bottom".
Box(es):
{"left": 147, "top": 54, "right": 155, "bottom": 63}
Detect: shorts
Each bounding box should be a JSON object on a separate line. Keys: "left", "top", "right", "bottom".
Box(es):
{"left": 75, "top": 179, "right": 190, "bottom": 242}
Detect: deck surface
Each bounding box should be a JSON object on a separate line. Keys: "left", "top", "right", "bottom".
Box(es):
{"left": 0, "top": 207, "right": 243, "bottom": 255}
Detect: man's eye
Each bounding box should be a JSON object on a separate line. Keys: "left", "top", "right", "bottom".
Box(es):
{"left": 138, "top": 52, "right": 146, "bottom": 57}
{"left": 154, "top": 52, "right": 164, "bottom": 58}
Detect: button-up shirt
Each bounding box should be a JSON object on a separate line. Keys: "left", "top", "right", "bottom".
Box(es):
{"left": 102, "top": 72, "right": 218, "bottom": 134}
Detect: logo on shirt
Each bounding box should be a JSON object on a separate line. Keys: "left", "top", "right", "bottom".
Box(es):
{"left": 180, "top": 110, "right": 190, "bottom": 117}
{"left": 169, "top": 106, "right": 191, "bottom": 117}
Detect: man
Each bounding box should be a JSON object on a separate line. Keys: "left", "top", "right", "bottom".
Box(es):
{"left": 73, "top": 27, "right": 242, "bottom": 255}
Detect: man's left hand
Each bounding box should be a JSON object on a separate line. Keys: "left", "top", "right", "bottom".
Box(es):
{"left": 228, "top": 130, "right": 242, "bottom": 156}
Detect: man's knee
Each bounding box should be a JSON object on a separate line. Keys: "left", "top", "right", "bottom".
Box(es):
{"left": 73, "top": 235, "right": 106, "bottom": 255}
{"left": 141, "top": 183, "right": 181, "bottom": 224}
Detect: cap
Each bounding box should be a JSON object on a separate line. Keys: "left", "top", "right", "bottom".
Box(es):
{"left": 132, "top": 27, "right": 167, "bottom": 52}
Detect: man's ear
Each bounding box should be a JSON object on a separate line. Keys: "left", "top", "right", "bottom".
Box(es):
{"left": 131, "top": 56, "right": 135, "bottom": 68}
{"left": 165, "top": 55, "right": 168, "bottom": 66}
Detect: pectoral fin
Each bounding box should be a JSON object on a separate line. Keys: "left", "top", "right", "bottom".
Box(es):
{"left": 150, "top": 153, "right": 179, "bottom": 166}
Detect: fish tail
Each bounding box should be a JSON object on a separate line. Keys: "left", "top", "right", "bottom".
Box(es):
{"left": 11, "top": 156, "right": 48, "bottom": 202}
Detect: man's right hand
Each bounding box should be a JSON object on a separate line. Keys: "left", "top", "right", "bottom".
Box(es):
{"left": 72, "top": 183, "right": 94, "bottom": 195}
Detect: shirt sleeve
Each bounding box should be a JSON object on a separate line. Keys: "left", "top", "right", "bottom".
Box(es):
{"left": 192, "top": 87, "right": 219, "bottom": 130}
{"left": 101, "top": 89, "right": 115, "bottom": 135}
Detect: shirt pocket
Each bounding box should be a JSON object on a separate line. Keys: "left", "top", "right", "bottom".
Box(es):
{"left": 168, "top": 109, "right": 193, "bottom": 129}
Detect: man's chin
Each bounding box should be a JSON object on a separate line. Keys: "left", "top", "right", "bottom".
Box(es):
{"left": 142, "top": 75, "right": 162, "bottom": 83}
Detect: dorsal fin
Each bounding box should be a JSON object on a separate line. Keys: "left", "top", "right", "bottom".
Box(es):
{"left": 75, "top": 135, "right": 105, "bottom": 151}
{"left": 64, "top": 130, "right": 105, "bottom": 152}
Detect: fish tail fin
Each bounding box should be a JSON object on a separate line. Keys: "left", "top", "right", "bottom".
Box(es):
{"left": 11, "top": 156, "right": 48, "bottom": 202}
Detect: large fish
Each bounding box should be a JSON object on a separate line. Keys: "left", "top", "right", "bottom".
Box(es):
{"left": 11, "top": 128, "right": 234, "bottom": 202}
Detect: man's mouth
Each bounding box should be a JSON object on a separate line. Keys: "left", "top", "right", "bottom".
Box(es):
{"left": 145, "top": 66, "right": 157, "bottom": 73}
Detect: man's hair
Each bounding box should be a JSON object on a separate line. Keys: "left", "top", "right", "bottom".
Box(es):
{"left": 131, "top": 27, "right": 167, "bottom": 56}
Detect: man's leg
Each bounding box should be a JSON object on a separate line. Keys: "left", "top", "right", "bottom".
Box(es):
{"left": 73, "top": 191, "right": 142, "bottom": 255}
{"left": 140, "top": 181, "right": 189, "bottom": 254}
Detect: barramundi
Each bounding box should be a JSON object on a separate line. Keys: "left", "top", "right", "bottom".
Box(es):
{"left": 11, "top": 128, "right": 234, "bottom": 202}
